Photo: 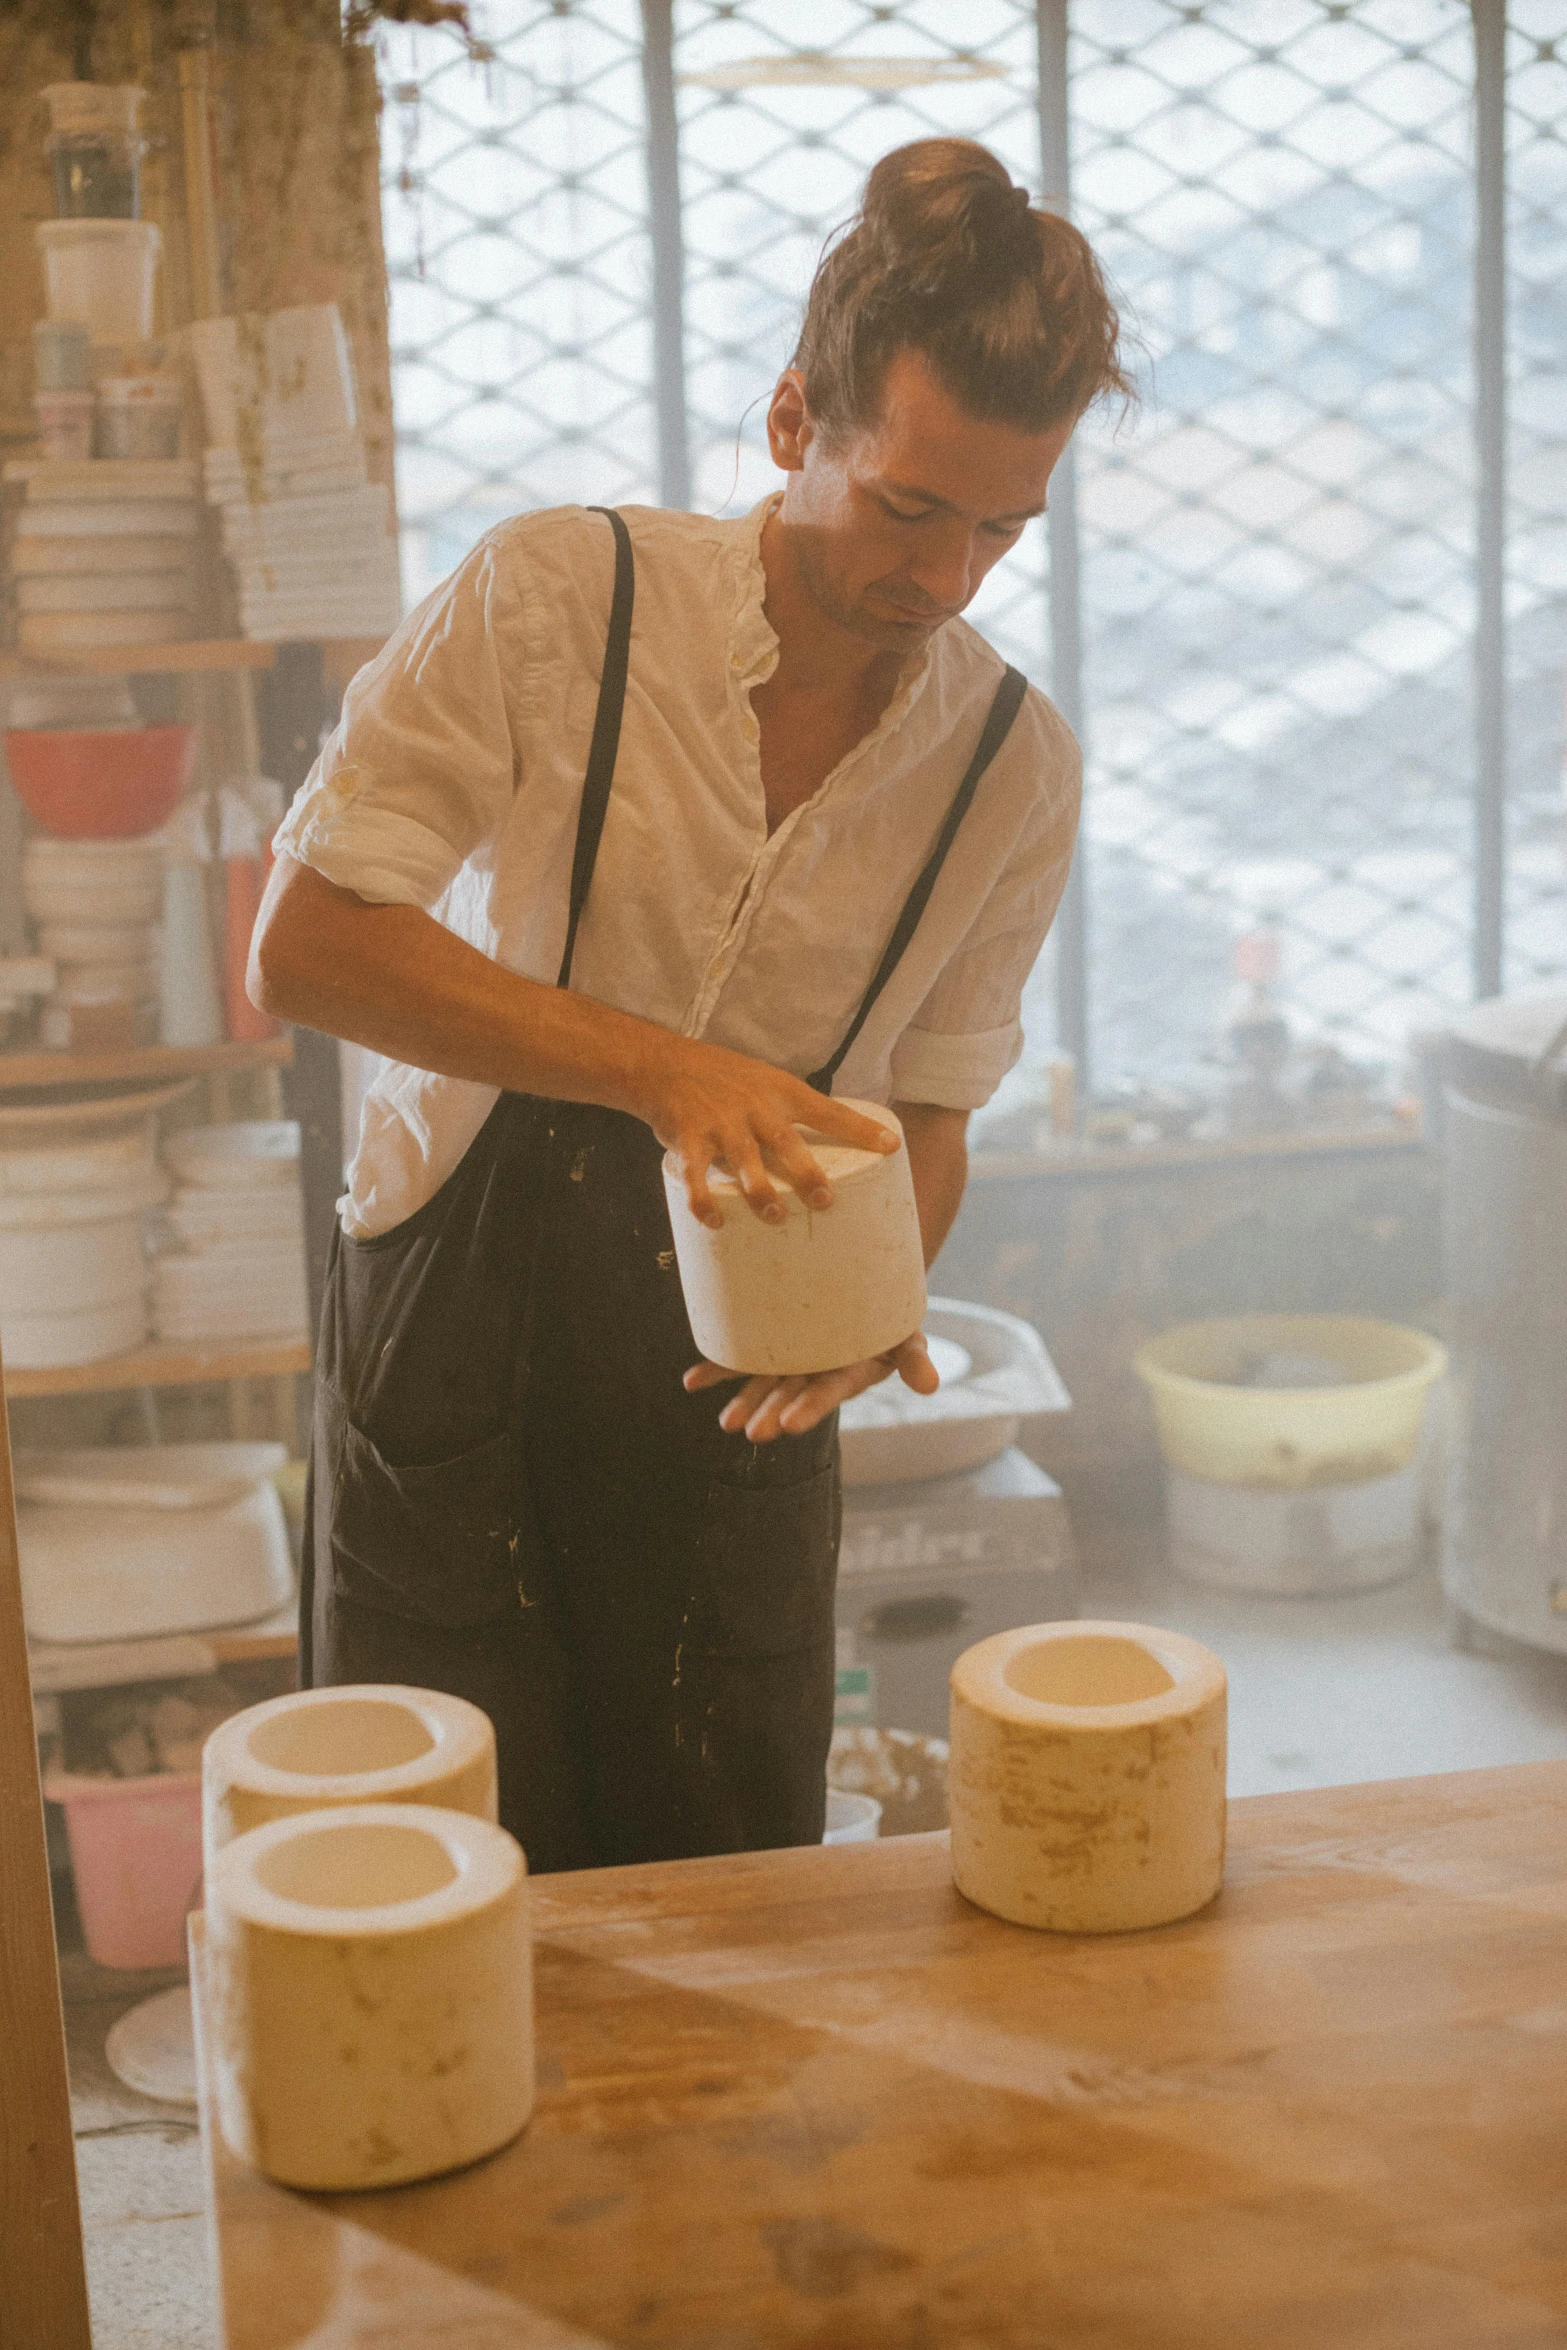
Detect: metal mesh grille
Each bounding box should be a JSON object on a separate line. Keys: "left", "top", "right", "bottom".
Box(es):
{"left": 381, "top": 3, "right": 655, "bottom": 610}
{"left": 1067, "top": 0, "right": 1488, "bottom": 1088}
{"left": 1503, "top": 1, "right": 1567, "bottom": 996}
{"left": 379, "top": 3, "right": 1567, "bottom": 1097}
{"left": 669, "top": 0, "right": 1062, "bottom": 1070}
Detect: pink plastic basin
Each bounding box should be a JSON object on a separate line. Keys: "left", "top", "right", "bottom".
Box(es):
{"left": 45, "top": 1769, "right": 204, "bottom": 1969}
{"left": 4, "top": 723, "right": 197, "bottom": 840}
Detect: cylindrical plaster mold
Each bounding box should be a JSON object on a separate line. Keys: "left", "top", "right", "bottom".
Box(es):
{"left": 205, "top": 1802, "right": 532, "bottom": 2190}
{"left": 662, "top": 1098, "right": 926, "bottom": 1374}
{"left": 202, "top": 1684, "right": 496, "bottom": 1870}
{"left": 949, "top": 1619, "right": 1227, "bottom": 1933}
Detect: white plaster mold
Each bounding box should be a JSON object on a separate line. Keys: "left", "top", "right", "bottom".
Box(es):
{"left": 202, "top": 1683, "right": 498, "bottom": 1868}
{"left": 948, "top": 1619, "right": 1227, "bottom": 1934}
{"left": 662, "top": 1098, "right": 927, "bottom": 1374}
{"left": 205, "top": 1802, "right": 533, "bottom": 2190}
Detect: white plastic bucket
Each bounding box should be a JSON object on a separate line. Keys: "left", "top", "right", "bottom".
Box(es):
{"left": 37, "top": 220, "right": 161, "bottom": 344}
{"left": 823, "top": 1790, "right": 882, "bottom": 1844}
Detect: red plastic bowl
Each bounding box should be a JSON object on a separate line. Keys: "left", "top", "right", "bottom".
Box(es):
{"left": 3, "top": 724, "right": 198, "bottom": 840}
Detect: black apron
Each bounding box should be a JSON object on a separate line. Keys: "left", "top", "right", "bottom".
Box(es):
{"left": 302, "top": 509, "right": 1026, "bottom": 1874}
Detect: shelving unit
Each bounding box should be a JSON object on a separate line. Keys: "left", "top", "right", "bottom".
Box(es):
{"left": 28, "top": 1604, "right": 299, "bottom": 1696}
{"left": 0, "top": 1036, "right": 291, "bottom": 1091}
{"left": 5, "top": 1336, "right": 310, "bottom": 1401}
{"left": 0, "top": 639, "right": 276, "bottom": 677}
{"left": 0, "top": 636, "right": 385, "bottom": 680}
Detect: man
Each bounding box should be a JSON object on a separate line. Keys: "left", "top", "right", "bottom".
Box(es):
{"left": 252, "top": 135, "right": 1128, "bottom": 1869}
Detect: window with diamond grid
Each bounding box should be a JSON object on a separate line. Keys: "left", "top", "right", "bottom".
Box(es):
{"left": 380, "top": 1, "right": 1565, "bottom": 1118}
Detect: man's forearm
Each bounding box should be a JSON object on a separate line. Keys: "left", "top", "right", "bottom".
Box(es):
{"left": 251, "top": 854, "right": 686, "bottom": 1120}
{"left": 895, "top": 1102, "right": 970, "bottom": 1267}
{"left": 250, "top": 854, "right": 897, "bottom": 1226}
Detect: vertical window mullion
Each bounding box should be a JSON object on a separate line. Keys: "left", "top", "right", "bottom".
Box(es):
{"left": 1036, "top": 0, "right": 1091, "bottom": 1093}
{"left": 642, "top": 0, "right": 692, "bottom": 510}
{"left": 1473, "top": 0, "right": 1508, "bottom": 1000}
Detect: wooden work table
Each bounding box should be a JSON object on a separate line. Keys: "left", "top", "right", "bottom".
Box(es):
{"left": 193, "top": 1762, "right": 1567, "bottom": 2347}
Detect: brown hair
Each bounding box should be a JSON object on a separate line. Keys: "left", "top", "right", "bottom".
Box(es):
{"left": 792, "top": 137, "right": 1132, "bottom": 440}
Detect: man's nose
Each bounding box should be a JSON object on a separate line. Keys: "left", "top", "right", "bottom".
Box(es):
{"left": 906, "top": 527, "right": 978, "bottom": 613}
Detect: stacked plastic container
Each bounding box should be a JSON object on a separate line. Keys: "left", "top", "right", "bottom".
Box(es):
{"left": 152, "top": 1122, "right": 310, "bottom": 1345}
{"left": 16, "top": 83, "right": 196, "bottom": 653}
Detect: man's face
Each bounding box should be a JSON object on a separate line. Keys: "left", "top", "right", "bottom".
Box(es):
{"left": 767, "top": 349, "right": 1075, "bottom": 655}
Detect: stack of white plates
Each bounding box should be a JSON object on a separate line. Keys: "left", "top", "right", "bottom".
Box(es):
{"left": 3, "top": 458, "right": 199, "bottom": 648}
{"left": 0, "top": 1087, "right": 181, "bottom": 1367}
{"left": 201, "top": 422, "right": 400, "bottom": 641}
{"left": 22, "top": 837, "right": 163, "bottom": 1050}
{"left": 152, "top": 1121, "right": 309, "bottom": 1343}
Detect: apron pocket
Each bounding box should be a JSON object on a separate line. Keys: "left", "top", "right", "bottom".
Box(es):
{"left": 330, "top": 1407, "right": 525, "bottom": 1630}
{"left": 684, "top": 1462, "right": 840, "bottom": 1658}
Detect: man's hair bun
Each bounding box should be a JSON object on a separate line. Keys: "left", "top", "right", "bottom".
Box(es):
{"left": 794, "top": 136, "right": 1131, "bottom": 437}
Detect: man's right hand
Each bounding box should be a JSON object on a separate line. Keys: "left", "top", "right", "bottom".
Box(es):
{"left": 252, "top": 860, "right": 895, "bottom": 1229}
{"left": 637, "top": 1035, "right": 898, "bottom": 1229}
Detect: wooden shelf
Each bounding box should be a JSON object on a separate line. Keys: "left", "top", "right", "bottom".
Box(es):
{"left": 0, "top": 638, "right": 278, "bottom": 678}
{"left": 1, "top": 635, "right": 389, "bottom": 680}
{"left": 0, "top": 1036, "right": 292, "bottom": 1092}
{"left": 29, "top": 1605, "right": 299, "bottom": 1696}
{"left": 5, "top": 1336, "right": 310, "bottom": 1400}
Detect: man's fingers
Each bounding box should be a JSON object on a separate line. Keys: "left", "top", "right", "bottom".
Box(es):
{"left": 741, "top": 1375, "right": 815, "bottom": 1442}
{"left": 777, "top": 1365, "right": 866, "bottom": 1433}
{"left": 676, "top": 1147, "right": 721, "bottom": 1232}
{"left": 683, "top": 1358, "right": 743, "bottom": 1392}
{"left": 719, "top": 1374, "right": 789, "bottom": 1435}
{"left": 763, "top": 1123, "right": 833, "bottom": 1209}
{"left": 891, "top": 1331, "right": 939, "bottom": 1395}
{"left": 806, "top": 1096, "right": 901, "bottom": 1156}
{"left": 727, "top": 1135, "right": 785, "bottom": 1224}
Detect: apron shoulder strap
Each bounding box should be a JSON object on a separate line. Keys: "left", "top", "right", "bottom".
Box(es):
{"left": 557, "top": 506, "right": 636, "bottom": 991}
{"left": 808, "top": 661, "right": 1029, "bottom": 1096}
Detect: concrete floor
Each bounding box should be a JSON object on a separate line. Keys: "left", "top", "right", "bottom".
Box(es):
{"left": 59, "top": 1943, "right": 212, "bottom": 2350}
{"left": 61, "top": 1486, "right": 1567, "bottom": 2350}
{"left": 1073, "top": 1478, "right": 1567, "bottom": 1795}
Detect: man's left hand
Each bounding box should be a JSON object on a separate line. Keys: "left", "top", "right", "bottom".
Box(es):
{"left": 683, "top": 1330, "right": 939, "bottom": 1443}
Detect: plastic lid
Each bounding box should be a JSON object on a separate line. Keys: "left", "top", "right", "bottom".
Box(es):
{"left": 42, "top": 83, "right": 145, "bottom": 135}
{"left": 35, "top": 218, "right": 161, "bottom": 251}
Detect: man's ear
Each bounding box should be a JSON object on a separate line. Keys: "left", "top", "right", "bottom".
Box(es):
{"left": 765, "top": 368, "right": 813, "bottom": 472}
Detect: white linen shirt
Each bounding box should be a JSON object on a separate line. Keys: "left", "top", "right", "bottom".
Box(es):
{"left": 276, "top": 496, "right": 1080, "bottom": 1237}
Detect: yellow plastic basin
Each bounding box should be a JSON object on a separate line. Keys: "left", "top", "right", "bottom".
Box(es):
{"left": 1133, "top": 1314, "right": 1447, "bottom": 1490}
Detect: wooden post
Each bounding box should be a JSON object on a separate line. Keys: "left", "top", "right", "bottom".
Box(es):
{"left": 0, "top": 1336, "right": 92, "bottom": 2350}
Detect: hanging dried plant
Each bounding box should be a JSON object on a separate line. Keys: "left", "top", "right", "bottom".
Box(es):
{"left": 342, "top": 0, "right": 490, "bottom": 60}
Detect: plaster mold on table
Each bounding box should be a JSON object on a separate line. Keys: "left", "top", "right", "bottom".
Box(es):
{"left": 205, "top": 1802, "right": 533, "bottom": 2191}
{"left": 202, "top": 1682, "right": 497, "bottom": 1866}
{"left": 949, "top": 1620, "right": 1227, "bottom": 1933}
{"left": 662, "top": 1099, "right": 926, "bottom": 1374}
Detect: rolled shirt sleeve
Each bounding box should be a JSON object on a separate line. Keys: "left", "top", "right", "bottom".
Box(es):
{"left": 273, "top": 533, "right": 523, "bottom": 910}
{"left": 888, "top": 716, "right": 1081, "bottom": 1112}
